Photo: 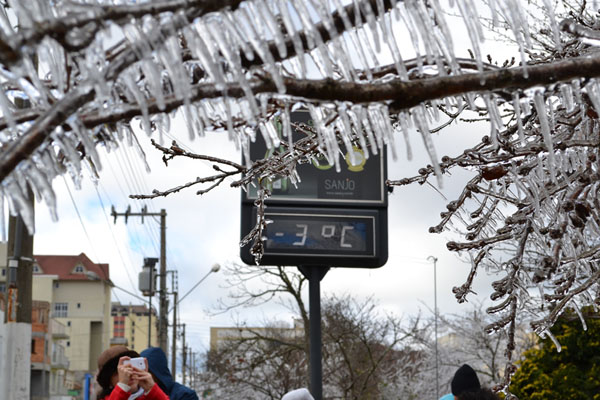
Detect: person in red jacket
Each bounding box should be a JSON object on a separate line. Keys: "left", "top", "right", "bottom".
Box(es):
{"left": 96, "top": 345, "right": 169, "bottom": 400}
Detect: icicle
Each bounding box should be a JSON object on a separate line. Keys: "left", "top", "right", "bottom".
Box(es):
{"left": 21, "top": 56, "right": 49, "bottom": 107}
{"left": 378, "top": 0, "right": 408, "bottom": 80}
{"left": 129, "top": 130, "right": 152, "bottom": 173}
{"left": 222, "top": 11, "right": 255, "bottom": 62}
{"left": 533, "top": 91, "right": 558, "bottom": 184}
{"left": 182, "top": 25, "right": 226, "bottom": 91}
{"left": 25, "top": 161, "right": 58, "bottom": 222}
{"left": 413, "top": 106, "right": 443, "bottom": 187}
{"left": 354, "top": 0, "right": 380, "bottom": 69}
{"left": 275, "top": 0, "right": 306, "bottom": 77}
{"left": 331, "top": 0, "right": 372, "bottom": 80}
{"left": 3, "top": 176, "right": 34, "bottom": 234}
{"left": 121, "top": 70, "right": 152, "bottom": 137}
{"left": 572, "top": 301, "right": 588, "bottom": 331}
{"left": 543, "top": 329, "right": 562, "bottom": 352}
{"left": 140, "top": 60, "right": 165, "bottom": 111}
{"left": 0, "top": 192, "right": 4, "bottom": 241}
{"left": 356, "top": 105, "right": 378, "bottom": 155}
{"left": 308, "top": 0, "right": 354, "bottom": 80}
{"left": 483, "top": 94, "right": 502, "bottom": 149}
{"left": 560, "top": 84, "right": 575, "bottom": 113}
{"left": 398, "top": 2, "right": 423, "bottom": 73}
{"left": 454, "top": 0, "right": 484, "bottom": 74}
{"left": 0, "top": 5, "right": 14, "bottom": 35}
{"left": 223, "top": 97, "right": 236, "bottom": 142}
{"left": 253, "top": 1, "right": 287, "bottom": 59}
{"left": 292, "top": 0, "right": 334, "bottom": 78}
{"left": 512, "top": 91, "right": 525, "bottom": 145}
{"left": 67, "top": 116, "right": 102, "bottom": 173}
{"left": 235, "top": 7, "right": 286, "bottom": 93}
{"left": 347, "top": 105, "right": 369, "bottom": 157}
{"left": 0, "top": 89, "right": 16, "bottom": 132}
{"left": 398, "top": 111, "right": 413, "bottom": 160}
{"left": 357, "top": 0, "right": 381, "bottom": 53}
{"left": 336, "top": 103, "right": 357, "bottom": 165}
{"left": 541, "top": 0, "right": 562, "bottom": 52}
{"left": 282, "top": 103, "right": 294, "bottom": 154}
{"left": 208, "top": 19, "right": 259, "bottom": 122}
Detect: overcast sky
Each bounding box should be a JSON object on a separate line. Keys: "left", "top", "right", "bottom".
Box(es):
{"left": 21, "top": 2, "right": 521, "bottom": 365}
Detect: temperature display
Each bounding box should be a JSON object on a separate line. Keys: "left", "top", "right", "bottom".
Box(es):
{"left": 264, "top": 213, "right": 375, "bottom": 256}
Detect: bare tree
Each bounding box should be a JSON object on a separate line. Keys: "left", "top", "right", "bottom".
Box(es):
{"left": 434, "top": 302, "right": 537, "bottom": 391}
{"left": 203, "top": 265, "right": 428, "bottom": 399}
{"left": 2, "top": 0, "right": 600, "bottom": 392}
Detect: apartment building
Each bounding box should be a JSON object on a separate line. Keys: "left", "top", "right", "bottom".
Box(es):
{"left": 31, "top": 300, "right": 71, "bottom": 400}
{"left": 32, "top": 253, "right": 112, "bottom": 385}
{"left": 110, "top": 302, "right": 158, "bottom": 352}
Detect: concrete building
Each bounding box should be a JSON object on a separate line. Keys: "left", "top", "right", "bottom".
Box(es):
{"left": 210, "top": 319, "right": 304, "bottom": 352}
{"left": 110, "top": 302, "right": 158, "bottom": 352}
{"left": 32, "top": 252, "right": 112, "bottom": 391}
{"left": 31, "top": 300, "right": 72, "bottom": 400}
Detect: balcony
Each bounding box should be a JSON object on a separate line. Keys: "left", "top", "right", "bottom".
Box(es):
{"left": 110, "top": 337, "right": 128, "bottom": 346}
{"left": 51, "top": 353, "right": 69, "bottom": 370}
{"left": 50, "top": 319, "right": 68, "bottom": 340}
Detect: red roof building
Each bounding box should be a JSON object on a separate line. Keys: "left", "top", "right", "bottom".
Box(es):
{"left": 34, "top": 253, "right": 110, "bottom": 282}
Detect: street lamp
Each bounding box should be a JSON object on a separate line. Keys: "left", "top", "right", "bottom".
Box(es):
{"left": 170, "top": 263, "right": 220, "bottom": 312}
{"left": 428, "top": 255, "right": 439, "bottom": 400}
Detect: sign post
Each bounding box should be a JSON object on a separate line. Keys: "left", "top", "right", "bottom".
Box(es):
{"left": 241, "top": 111, "right": 388, "bottom": 399}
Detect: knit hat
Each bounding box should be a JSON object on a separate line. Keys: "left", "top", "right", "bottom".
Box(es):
{"left": 96, "top": 345, "right": 140, "bottom": 389}
{"left": 451, "top": 364, "right": 481, "bottom": 396}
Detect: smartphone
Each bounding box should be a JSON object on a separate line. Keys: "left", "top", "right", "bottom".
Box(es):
{"left": 123, "top": 357, "right": 146, "bottom": 370}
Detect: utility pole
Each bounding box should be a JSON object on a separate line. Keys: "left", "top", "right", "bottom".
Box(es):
{"left": 181, "top": 324, "right": 187, "bottom": 385}
{"left": 428, "top": 256, "right": 440, "bottom": 400}
{"left": 2, "top": 196, "right": 34, "bottom": 400}
{"left": 189, "top": 348, "right": 194, "bottom": 390}
{"left": 112, "top": 206, "right": 169, "bottom": 353}
{"left": 170, "top": 271, "right": 178, "bottom": 376}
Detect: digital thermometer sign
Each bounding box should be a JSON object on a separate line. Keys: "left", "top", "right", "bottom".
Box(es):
{"left": 264, "top": 213, "right": 375, "bottom": 256}
{"left": 241, "top": 207, "right": 385, "bottom": 267}
{"left": 240, "top": 109, "right": 388, "bottom": 268}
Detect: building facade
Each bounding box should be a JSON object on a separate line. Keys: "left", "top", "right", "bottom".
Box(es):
{"left": 31, "top": 300, "right": 72, "bottom": 400}
{"left": 110, "top": 302, "right": 158, "bottom": 352}
{"left": 32, "top": 253, "right": 112, "bottom": 390}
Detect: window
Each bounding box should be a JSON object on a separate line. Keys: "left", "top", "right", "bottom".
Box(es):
{"left": 54, "top": 282, "right": 59, "bottom": 289}
{"left": 66, "top": 341, "right": 70, "bottom": 347}
{"left": 1, "top": 268, "right": 5, "bottom": 276}
{"left": 77, "top": 303, "right": 81, "bottom": 309}
{"left": 67, "top": 321, "right": 71, "bottom": 327}
{"left": 73, "top": 265, "right": 84, "bottom": 273}
{"left": 0, "top": 283, "right": 5, "bottom": 293}
{"left": 32, "top": 265, "right": 40, "bottom": 273}
{"left": 53, "top": 303, "right": 68, "bottom": 318}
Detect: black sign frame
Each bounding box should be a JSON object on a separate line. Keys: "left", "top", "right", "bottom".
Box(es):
{"left": 240, "top": 111, "right": 388, "bottom": 268}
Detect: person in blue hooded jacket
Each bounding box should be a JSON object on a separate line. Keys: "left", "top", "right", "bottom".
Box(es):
{"left": 140, "top": 347, "right": 199, "bottom": 400}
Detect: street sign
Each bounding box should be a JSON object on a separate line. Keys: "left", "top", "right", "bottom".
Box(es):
{"left": 241, "top": 110, "right": 388, "bottom": 268}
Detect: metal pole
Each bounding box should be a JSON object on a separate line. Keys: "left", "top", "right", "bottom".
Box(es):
{"left": 148, "top": 285, "right": 152, "bottom": 348}
{"left": 181, "top": 324, "right": 187, "bottom": 385}
{"left": 428, "top": 256, "right": 439, "bottom": 400}
{"left": 171, "top": 291, "right": 178, "bottom": 375}
{"left": 298, "top": 266, "right": 328, "bottom": 400}
{"left": 159, "top": 209, "right": 168, "bottom": 354}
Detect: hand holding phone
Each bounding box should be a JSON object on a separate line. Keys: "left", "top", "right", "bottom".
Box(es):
{"left": 123, "top": 357, "right": 146, "bottom": 371}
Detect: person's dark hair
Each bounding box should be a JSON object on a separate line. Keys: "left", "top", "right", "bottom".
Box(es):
{"left": 451, "top": 364, "right": 481, "bottom": 396}
{"left": 457, "top": 388, "right": 501, "bottom": 400}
